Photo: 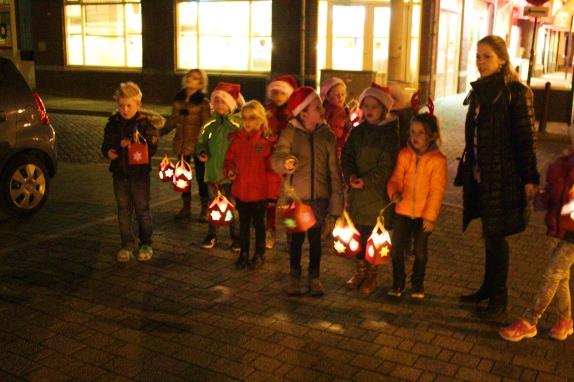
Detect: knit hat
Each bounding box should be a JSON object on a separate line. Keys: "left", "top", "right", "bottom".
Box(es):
{"left": 358, "top": 82, "right": 394, "bottom": 112}
{"left": 267, "top": 75, "right": 298, "bottom": 99}
{"left": 211, "top": 82, "right": 245, "bottom": 112}
{"left": 320, "top": 77, "right": 346, "bottom": 101}
{"left": 287, "top": 86, "right": 320, "bottom": 117}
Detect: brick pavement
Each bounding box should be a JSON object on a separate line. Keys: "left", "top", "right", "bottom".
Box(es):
{"left": 0, "top": 98, "right": 573, "bottom": 381}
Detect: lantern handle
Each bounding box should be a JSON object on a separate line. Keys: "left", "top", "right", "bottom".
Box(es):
{"left": 174, "top": 157, "right": 192, "bottom": 172}
{"left": 132, "top": 128, "right": 147, "bottom": 144}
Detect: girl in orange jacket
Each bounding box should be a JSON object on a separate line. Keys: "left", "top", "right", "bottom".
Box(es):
{"left": 386, "top": 113, "right": 447, "bottom": 298}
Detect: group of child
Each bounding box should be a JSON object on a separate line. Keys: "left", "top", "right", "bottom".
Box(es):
{"left": 101, "top": 70, "right": 574, "bottom": 342}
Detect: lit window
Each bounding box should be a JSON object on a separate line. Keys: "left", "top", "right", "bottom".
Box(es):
{"left": 332, "top": 5, "right": 365, "bottom": 70}
{"left": 176, "top": 0, "right": 271, "bottom": 72}
{"left": 64, "top": 0, "right": 142, "bottom": 68}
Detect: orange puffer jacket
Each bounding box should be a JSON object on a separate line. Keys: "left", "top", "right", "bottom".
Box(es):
{"left": 387, "top": 144, "right": 447, "bottom": 222}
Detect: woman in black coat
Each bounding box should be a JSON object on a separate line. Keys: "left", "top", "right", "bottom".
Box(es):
{"left": 457, "top": 35, "right": 539, "bottom": 318}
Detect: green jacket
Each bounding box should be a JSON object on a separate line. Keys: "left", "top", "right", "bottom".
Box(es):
{"left": 341, "top": 117, "right": 399, "bottom": 226}
{"left": 196, "top": 112, "right": 241, "bottom": 184}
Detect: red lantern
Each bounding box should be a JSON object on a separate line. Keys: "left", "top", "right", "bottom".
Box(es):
{"left": 208, "top": 190, "right": 236, "bottom": 226}
{"left": 158, "top": 155, "right": 175, "bottom": 183}
{"left": 172, "top": 158, "right": 193, "bottom": 193}
{"left": 279, "top": 201, "right": 317, "bottom": 233}
{"left": 561, "top": 185, "right": 574, "bottom": 220}
{"left": 332, "top": 210, "right": 361, "bottom": 256}
{"left": 365, "top": 215, "right": 392, "bottom": 265}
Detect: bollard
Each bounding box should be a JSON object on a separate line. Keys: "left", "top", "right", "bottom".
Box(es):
{"left": 540, "top": 81, "right": 551, "bottom": 133}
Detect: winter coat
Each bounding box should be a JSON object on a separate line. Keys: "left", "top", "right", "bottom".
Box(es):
{"left": 341, "top": 117, "right": 400, "bottom": 226}
{"left": 196, "top": 112, "right": 241, "bottom": 185}
{"left": 266, "top": 103, "right": 290, "bottom": 136}
{"left": 224, "top": 129, "right": 275, "bottom": 202}
{"left": 460, "top": 71, "right": 539, "bottom": 236}
{"left": 387, "top": 143, "right": 447, "bottom": 222}
{"left": 536, "top": 153, "right": 574, "bottom": 242}
{"left": 101, "top": 110, "right": 162, "bottom": 177}
{"left": 271, "top": 119, "right": 344, "bottom": 217}
{"left": 324, "top": 102, "right": 350, "bottom": 153}
{"left": 162, "top": 90, "right": 211, "bottom": 156}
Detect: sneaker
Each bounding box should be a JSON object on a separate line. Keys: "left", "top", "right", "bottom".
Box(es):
{"left": 549, "top": 318, "right": 574, "bottom": 341}
{"left": 231, "top": 238, "right": 241, "bottom": 252}
{"left": 265, "top": 230, "right": 275, "bottom": 249}
{"left": 116, "top": 249, "right": 132, "bottom": 262}
{"left": 137, "top": 245, "right": 153, "bottom": 262}
{"left": 410, "top": 288, "right": 425, "bottom": 299}
{"left": 309, "top": 278, "right": 325, "bottom": 297}
{"left": 499, "top": 319, "right": 537, "bottom": 342}
{"left": 286, "top": 276, "right": 308, "bottom": 296}
{"left": 387, "top": 287, "right": 405, "bottom": 297}
{"left": 200, "top": 234, "right": 217, "bottom": 249}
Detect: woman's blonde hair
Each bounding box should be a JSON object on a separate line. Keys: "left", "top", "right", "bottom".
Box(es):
{"left": 478, "top": 35, "right": 521, "bottom": 83}
{"left": 241, "top": 100, "right": 269, "bottom": 132}
{"left": 113, "top": 81, "right": 143, "bottom": 102}
{"left": 181, "top": 69, "right": 208, "bottom": 92}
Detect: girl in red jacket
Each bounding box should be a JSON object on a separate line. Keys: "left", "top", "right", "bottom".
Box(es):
{"left": 321, "top": 77, "right": 354, "bottom": 157}
{"left": 499, "top": 151, "right": 574, "bottom": 342}
{"left": 225, "top": 100, "right": 275, "bottom": 269}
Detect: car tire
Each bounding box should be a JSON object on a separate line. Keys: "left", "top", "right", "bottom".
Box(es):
{"left": 0, "top": 154, "right": 50, "bottom": 217}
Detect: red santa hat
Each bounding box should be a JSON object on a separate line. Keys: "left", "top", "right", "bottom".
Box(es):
{"left": 287, "top": 86, "right": 320, "bottom": 117}
{"left": 358, "top": 82, "right": 394, "bottom": 112}
{"left": 210, "top": 82, "right": 245, "bottom": 112}
{"left": 320, "top": 77, "right": 346, "bottom": 101}
{"left": 267, "top": 75, "right": 298, "bottom": 99}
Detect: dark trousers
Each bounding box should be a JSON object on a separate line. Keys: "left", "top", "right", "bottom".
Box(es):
{"left": 390, "top": 215, "right": 430, "bottom": 290}
{"left": 289, "top": 199, "right": 329, "bottom": 279}
{"left": 483, "top": 235, "right": 509, "bottom": 297}
{"left": 113, "top": 174, "right": 152, "bottom": 250}
{"left": 181, "top": 155, "right": 209, "bottom": 205}
{"left": 236, "top": 199, "right": 267, "bottom": 255}
{"left": 207, "top": 183, "right": 238, "bottom": 239}
{"left": 355, "top": 224, "right": 375, "bottom": 261}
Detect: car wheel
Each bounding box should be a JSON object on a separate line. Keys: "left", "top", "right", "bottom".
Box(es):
{"left": 0, "top": 154, "right": 50, "bottom": 217}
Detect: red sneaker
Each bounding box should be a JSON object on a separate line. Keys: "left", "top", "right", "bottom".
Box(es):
{"left": 499, "top": 319, "right": 537, "bottom": 342}
{"left": 548, "top": 318, "right": 573, "bottom": 341}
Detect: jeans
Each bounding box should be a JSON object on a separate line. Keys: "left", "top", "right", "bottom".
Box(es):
{"left": 267, "top": 199, "right": 277, "bottom": 231}
{"left": 524, "top": 238, "right": 574, "bottom": 325}
{"left": 390, "top": 215, "right": 430, "bottom": 290}
{"left": 236, "top": 199, "right": 267, "bottom": 255}
{"left": 289, "top": 199, "right": 329, "bottom": 279}
{"left": 355, "top": 224, "right": 375, "bottom": 261}
{"left": 207, "top": 183, "right": 238, "bottom": 239}
{"left": 113, "top": 174, "right": 152, "bottom": 250}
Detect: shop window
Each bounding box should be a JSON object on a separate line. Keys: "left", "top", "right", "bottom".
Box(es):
{"left": 176, "top": 0, "right": 271, "bottom": 72}
{"left": 64, "top": 0, "right": 142, "bottom": 68}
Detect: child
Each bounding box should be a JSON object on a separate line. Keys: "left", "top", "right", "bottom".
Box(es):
{"left": 386, "top": 113, "right": 447, "bottom": 298}
{"left": 271, "top": 86, "right": 344, "bottom": 297}
{"left": 196, "top": 82, "right": 243, "bottom": 251}
{"left": 321, "top": 77, "right": 353, "bottom": 156}
{"left": 341, "top": 82, "right": 400, "bottom": 296}
{"left": 265, "top": 75, "right": 298, "bottom": 249}
{"left": 101, "top": 82, "right": 163, "bottom": 262}
{"left": 162, "top": 69, "right": 211, "bottom": 221}
{"left": 224, "top": 100, "right": 274, "bottom": 269}
{"left": 499, "top": 150, "right": 574, "bottom": 342}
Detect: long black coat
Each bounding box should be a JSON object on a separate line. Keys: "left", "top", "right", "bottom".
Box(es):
{"left": 460, "top": 72, "right": 539, "bottom": 237}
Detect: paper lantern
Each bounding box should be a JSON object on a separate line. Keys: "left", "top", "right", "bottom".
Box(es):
{"left": 365, "top": 216, "right": 392, "bottom": 265}
{"left": 158, "top": 155, "right": 175, "bottom": 183}
{"left": 208, "top": 191, "right": 236, "bottom": 226}
{"left": 172, "top": 158, "right": 193, "bottom": 193}
{"left": 561, "top": 185, "right": 574, "bottom": 220}
{"left": 332, "top": 210, "right": 361, "bottom": 257}
{"left": 280, "top": 201, "right": 317, "bottom": 233}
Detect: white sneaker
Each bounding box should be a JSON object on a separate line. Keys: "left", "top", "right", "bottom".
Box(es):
{"left": 116, "top": 249, "right": 132, "bottom": 262}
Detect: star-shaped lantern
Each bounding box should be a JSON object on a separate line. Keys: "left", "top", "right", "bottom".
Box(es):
{"left": 279, "top": 200, "right": 317, "bottom": 233}
{"left": 208, "top": 190, "right": 236, "bottom": 226}
{"left": 332, "top": 211, "right": 361, "bottom": 257}
{"left": 561, "top": 185, "right": 574, "bottom": 220}
{"left": 172, "top": 157, "right": 193, "bottom": 193}
{"left": 158, "top": 155, "right": 175, "bottom": 183}
{"left": 365, "top": 215, "right": 392, "bottom": 265}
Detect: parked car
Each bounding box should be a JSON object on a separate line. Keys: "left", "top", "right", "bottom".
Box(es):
{"left": 0, "top": 57, "right": 57, "bottom": 217}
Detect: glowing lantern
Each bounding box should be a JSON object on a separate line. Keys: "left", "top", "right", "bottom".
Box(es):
{"left": 332, "top": 210, "right": 362, "bottom": 256}
{"left": 158, "top": 155, "right": 175, "bottom": 183}
{"left": 172, "top": 158, "right": 193, "bottom": 193}
{"left": 208, "top": 191, "right": 236, "bottom": 226}
{"left": 365, "top": 215, "right": 392, "bottom": 265}
{"left": 561, "top": 185, "right": 574, "bottom": 220}
{"left": 279, "top": 201, "right": 317, "bottom": 233}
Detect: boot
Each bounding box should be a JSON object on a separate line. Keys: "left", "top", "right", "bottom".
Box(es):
{"left": 346, "top": 259, "right": 367, "bottom": 290}
{"left": 286, "top": 274, "right": 308, "bottom": 296}
{"left": 174, "top": 197, "right": 191, "bottom": 220}
{"left": 309, "top": 277, "right": 325, "bottom": 297}
{"left": 234, "top": 252, "right": 248, "bottom": 269}
{"left": 459, "top": 286, "right": 489, "bottom": 304}
{"left": 359, "top": 265, "right": 379, "bottom": 295}
{"left": 477, "top": 291, "right": 507, "bottom": 319}
{"left": 248, "top": 253, "right": 265, "bottom": 270}
{"left": 198, "top": 198, "right": 209, "bottom": 223}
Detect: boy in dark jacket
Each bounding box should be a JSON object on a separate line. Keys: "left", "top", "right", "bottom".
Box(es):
{"left": 101, "top": 82, "right": 163, "bottom": 262}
